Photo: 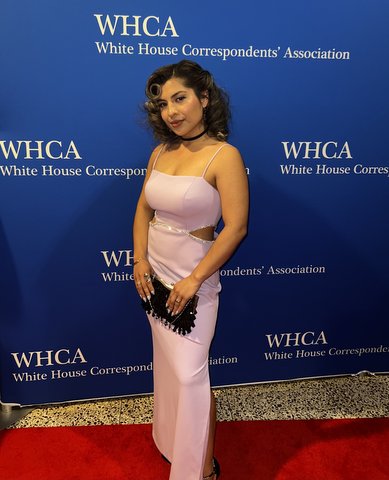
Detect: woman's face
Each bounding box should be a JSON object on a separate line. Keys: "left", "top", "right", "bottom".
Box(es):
{"left": 157, "top": 77, "right": 208, "bottom": 139}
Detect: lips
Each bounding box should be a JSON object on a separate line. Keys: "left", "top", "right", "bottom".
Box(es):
{"left": 169, "top": 120, "right": 183, "bottom": 129}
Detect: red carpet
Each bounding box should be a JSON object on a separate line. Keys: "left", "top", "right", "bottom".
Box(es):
{"left": 1, "top": 418, "right": 389, "bottom": 479}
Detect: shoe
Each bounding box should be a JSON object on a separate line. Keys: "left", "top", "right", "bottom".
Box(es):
{"left": 203, "top": 457, "right": 220, "bottom": 479}
{"left": 213, "top": 457, "right": 220, "bottom": 478}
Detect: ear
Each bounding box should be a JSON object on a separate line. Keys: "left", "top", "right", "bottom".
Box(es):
{"left": 201, "top": 91, "right": 209, "bottom": 108}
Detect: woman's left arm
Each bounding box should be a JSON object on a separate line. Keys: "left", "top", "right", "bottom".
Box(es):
{"left": 169, "top": 145, "right": 249, "bottom": 314}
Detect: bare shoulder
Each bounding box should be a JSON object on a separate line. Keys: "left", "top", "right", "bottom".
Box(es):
{"left": 212, "top": 143, "right": 246, "bottom": 175}
{"left": 151, "top": 143, "right": 165, "bottom": 158}
{"left": 147, "top": 144, "right": 165, "bottom": 169}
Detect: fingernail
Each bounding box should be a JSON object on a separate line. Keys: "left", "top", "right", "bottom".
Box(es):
{"left": 167, "top": 308, "right": 171, "bottom": 314}
{"left": 147, "top": 295, "right": 151, "bottom": 301}
{"left": 151, "top": 290, "right": 155, "bottom": 295}
{"left": 142, "top": 297, "right": 147, "bottom": 302}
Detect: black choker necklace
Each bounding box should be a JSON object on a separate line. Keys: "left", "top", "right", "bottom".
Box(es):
{"left": 180, "top": 128, "right": 208, "bottom": 142}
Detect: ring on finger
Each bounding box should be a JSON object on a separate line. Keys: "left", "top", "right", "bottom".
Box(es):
{"left": 144, "top": 273, "right": 149, "bottom": 278}
{"left": 136, "top": 281, "right": 141, "bottom": 286}
{"left": 175, "top": 298, "right": 181, "bottom": 303}
{"left": 146, "top": 277, "right": 151, "bottom": 283}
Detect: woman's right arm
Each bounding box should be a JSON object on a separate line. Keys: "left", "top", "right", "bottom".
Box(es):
{"left": 132, "top": 145, "right": 161, "bottom": 300}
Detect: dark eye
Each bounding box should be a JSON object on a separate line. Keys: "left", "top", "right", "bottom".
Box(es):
{"left": 176, "top": 96, "right": 186, "bottom": 103}
{"left": 158, "top": 102, "right": 167, "bottom": 110}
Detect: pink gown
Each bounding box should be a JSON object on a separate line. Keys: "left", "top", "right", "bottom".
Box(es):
{"left": 144, "top": 144, "right": 227, "bottom": 480}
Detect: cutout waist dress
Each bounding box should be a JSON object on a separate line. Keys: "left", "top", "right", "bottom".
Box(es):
{"left": 143, "top": 144, "right": 227, "bottom": 479}
{"left": 145, "top": 169, "right": 222, "bottom": 235}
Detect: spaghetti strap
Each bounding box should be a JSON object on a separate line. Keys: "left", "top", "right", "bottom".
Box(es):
{"left": 201, "top": 143, "right": 228, "bottom": 177}
{"left": 152, "top": 145, "right": 165, "bottom": 170}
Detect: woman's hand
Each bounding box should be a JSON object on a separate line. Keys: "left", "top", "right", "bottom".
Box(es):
{"left": 134, "top": 259, "right": 154, "bottom": 301}
{"left": 167, "top": 275, "right": 201, "bottom": 316}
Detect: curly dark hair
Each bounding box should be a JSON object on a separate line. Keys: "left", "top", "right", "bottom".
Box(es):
{"left": 144, "top": 60, "right": 230, "bottom": 146}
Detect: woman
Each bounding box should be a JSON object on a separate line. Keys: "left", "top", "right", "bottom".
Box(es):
{"left": 133, "top": 60, "right": 248, "bottom": 480}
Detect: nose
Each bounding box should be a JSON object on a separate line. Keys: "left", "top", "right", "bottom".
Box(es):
{"left": 166, "top": 102, "right": 177, "bottom": 118}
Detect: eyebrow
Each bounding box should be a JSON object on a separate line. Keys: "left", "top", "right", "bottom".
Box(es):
{"left": 158, "top": 90, "right": 187, "bottom": 102}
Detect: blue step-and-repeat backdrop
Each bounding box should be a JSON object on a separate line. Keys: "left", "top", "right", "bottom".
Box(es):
{"left": 1, "top": 1, "right": 388, "bottom": 406}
